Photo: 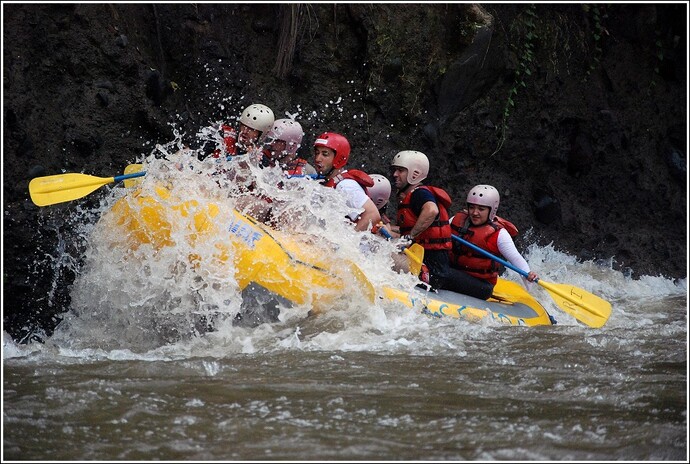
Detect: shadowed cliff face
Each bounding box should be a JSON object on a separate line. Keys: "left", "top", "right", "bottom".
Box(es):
{"left": 3, "top": 3, "right": 686, "bottom": 342}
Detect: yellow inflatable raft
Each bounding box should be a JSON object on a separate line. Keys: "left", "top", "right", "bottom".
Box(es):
{"left": 382, "top": 280, "right": 554, "bottom": 326}
{"left": 108, "top": 185, "right": 373, "bottom": 312}
{"left": 107, "top": 185, "right": 553, "bottom": 326}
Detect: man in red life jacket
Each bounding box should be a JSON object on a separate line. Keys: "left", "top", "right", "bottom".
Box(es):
{"left": 206, "top": 103, "right": 275, "bottom": 192}
{"left": 213, "top": 103, "right": 275, "bottom": 159}
{"left": 379, "top": 150, "right": 458, "bottom": 291}
{"left": 381, "top": 150, "right": 496, "bottom": 295}
{"left": 313, "top": 132, "right": 381, "bottom": 232}
{"left": 234, "top": 118, "right": 316, "bottom": 224}
{"left": 260, "top": 119, "right": 316, "bottom": 177}
{"left": 449, "top": 184, "right": 539, "bottom": 299}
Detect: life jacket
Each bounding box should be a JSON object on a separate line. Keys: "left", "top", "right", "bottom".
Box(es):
{"left": 275, "top": 158, "right": 313, "bottom": 190}
{"left": 449, "top": 211, "right": 518, "bottom": 285}
{"left": 212, "top": 123, "right": 239, "bottom": 159}
{"left": 283, "top": 158, "right": 310, "bottom": 177}
{"left": 321, "top": 169, "right": 374, "bottom": 190}
{"left": 397, "top": 185, "right": 452, "bottom": 251}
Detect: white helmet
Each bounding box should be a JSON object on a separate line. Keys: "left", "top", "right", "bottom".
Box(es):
{"left": 367, "top": 174, "right": 391, "bottom": 209}
{"left": 467, "top": 184, "right": 500, "bottom": 221}
{"left": 263, "top": 119, "right": 304, "bottom": 157}
{"left": 239, "top": 104, "right": 275, "bottom": 133}
{"left": 391, "top": 150, "right": 429, "bottom": 185}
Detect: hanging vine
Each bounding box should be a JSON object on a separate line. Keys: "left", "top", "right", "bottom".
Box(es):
{"left": 491, "top": 4, "right": 538, "bottom": 156}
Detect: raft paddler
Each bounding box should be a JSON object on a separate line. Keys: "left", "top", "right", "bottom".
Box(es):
{"left": 379, "top": 150, "right": 457, "bottom": 291}
{"left": 312, "top": 132, "right": 381, "bottom": 232}
{"left": 449, "top": 184, "right": 539, "bottom": 299}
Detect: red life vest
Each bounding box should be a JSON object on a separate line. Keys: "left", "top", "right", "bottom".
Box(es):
{"left": 283, "top": 158, "right": 310, "bottom": 177}
{"left": 275, "top": 158, "right": 312, "bottom": 190}
{"left": 397, "top": 185, "right": 452, "bottom": 251}
{"left": 212, "top": 124, "right": 239, "bottom": 158}
{"left": 449, "top": 211, "right": 518, "bottom": 284}
{"left": 321, "top": 169, "right": 374, "bottom": 190}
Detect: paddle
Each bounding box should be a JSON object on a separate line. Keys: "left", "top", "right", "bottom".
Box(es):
{"left": 451, "top": 234, "right": 612, "bottom": 328}
{"left": 345, "top": 260, "right": 377, "bottom": 303}
{"left": 377, "top": 227, "right": 425, "bottom": 276}
{"left": 29, "top": 171, "right": 147, "bottom": 207}
{"left": 245, "top": 211, "right": 377, "bottom": 304}
{"left": 123, "top": 164, "right": 145, "bottom": 188}
{"left": 285, "top": 173, "right": 321, "bottom": 179}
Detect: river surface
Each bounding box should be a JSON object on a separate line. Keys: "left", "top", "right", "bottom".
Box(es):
{"left": 4, "top": 271, "right": 687, "bottom": 460}
{"left": 3, "top": 156, "right": 688, "bottom": 461}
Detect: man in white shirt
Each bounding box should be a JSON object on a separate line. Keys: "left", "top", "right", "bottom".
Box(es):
{"left": 312, "top": 132, "right": 380, "bottom": 232}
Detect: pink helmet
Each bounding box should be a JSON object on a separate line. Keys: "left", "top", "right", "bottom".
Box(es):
{"left": 467, "top": 184, "right": 500, "bottom": 221}
{"left": 314, "top": 132, "right": 350, "bottom": 169}
{"left": 367, "top": 174, "right": 392, "bottom": 209}
{"left": 391, "top": 150, "right": 429, "bottom": 185}
{"left": 263, "top": 119, "right": 304, "bottom": 157}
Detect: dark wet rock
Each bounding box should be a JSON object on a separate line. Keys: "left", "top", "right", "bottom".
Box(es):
{"left": 666, "top": 146, "right": 686, "bottom": 182}
{"left": 95, "top": 91, "right": 109, "bottom": 107}
{"left": 437, "top": 26, "right": 499, "bottom": 119}
{"left": 533, "top": 191, "right": 562, "bottom": 226}
{"left": 145, "top": 69, "right": 167, "bottom": 106}
{"left": 28, "top": 165, "right": 46, "bottom": 178}
{"left": 115, "top": 34, "right": 128, "bottom": 48}
{"left": 17, "top": 136, "right": 33, "bottom": 157}
{"left": 567, "top": 130, "right": 594, "bottom": 177}
{"left": 95, "top": 80, "right": 113, "bottom": 90}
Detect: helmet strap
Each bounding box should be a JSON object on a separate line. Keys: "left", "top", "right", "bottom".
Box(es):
{"left": 324, "top": 166, "right": 337, "bottom": 180}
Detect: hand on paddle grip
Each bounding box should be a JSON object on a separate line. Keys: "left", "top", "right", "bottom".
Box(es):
{"left": 371, "top": 222, "right": 387, "bottom": 237}
{"left": 396, "top": 235, "right": 413, "bottom": 251}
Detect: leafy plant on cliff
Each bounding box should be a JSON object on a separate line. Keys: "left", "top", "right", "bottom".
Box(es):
{"left": 492, "top": 4, "right": 538, "bottom": 156}
{"left": 582, "top": 4, "right": 609, "bottom": 79}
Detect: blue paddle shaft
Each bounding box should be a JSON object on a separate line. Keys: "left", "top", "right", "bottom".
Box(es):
{"left": 114, "top": 171, "right": 147, "bottom": 183}
{"left": 111, "top": 169, "right": 314, "bottom": 186}
{"left": 286, "top": 173, "right": 321, "bottom": 179}
{"left": 379, "top": 227, "right": 393, "bottom": 240}
{"left": 451, "top": 234, "right": 532, "bottom": 281}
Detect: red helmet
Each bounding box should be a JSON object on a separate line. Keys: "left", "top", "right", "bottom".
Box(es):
{"left": 314, "top": 132, "right": 350, "bottom": 169}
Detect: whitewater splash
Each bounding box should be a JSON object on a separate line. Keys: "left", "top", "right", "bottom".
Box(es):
{"left": 29, "top": 136, "right": 416, "bottom": 352}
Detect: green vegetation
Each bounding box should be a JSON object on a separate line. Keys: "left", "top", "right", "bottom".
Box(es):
{"left": 492, "top": 4, "right": 616, "bottom": 155}
{"left": 492, "top": 4, "right": 538, "bottom": 156}
{"left": 583, "top": 4, "right": 608, "bottom": 78}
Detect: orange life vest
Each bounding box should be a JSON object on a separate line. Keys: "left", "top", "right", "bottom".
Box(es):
{"left": 275, "top": 158, "right": 313, "bottom": 190}
{"left": 283, "top": 158, "right": 310, "bottom": 177}
{"left": 397, "top": 185, "right": 452, "bottom": 251}
{"left": 211, "top": 124, "right": 239, "bottom": 159}
{"left": 449, "top": 211, "right": 518, "bottom": 284}
{"left": 321, "top": 169, "right": 374, "bottom": 190}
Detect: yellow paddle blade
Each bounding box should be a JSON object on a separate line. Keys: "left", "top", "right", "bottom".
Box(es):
{"left": 29, "top": 173, "right": 115, "bottom": 207}
{"left": 345, "top": 260, "right": 376, "bottom": 303}
{"left": 404, "top": 244, "right": 424, "bottom": 277}
{"left": 123, "top": 164, "right": 144, "bottom": 188}
{"left": 538, "top": 280, "right": 612, "bottom": 328}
